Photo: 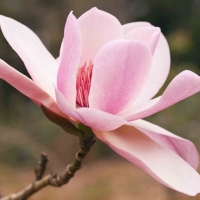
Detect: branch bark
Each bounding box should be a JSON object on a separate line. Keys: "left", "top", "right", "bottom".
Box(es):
{"left": 1, "top": 135, "right": 95, "bottom": 200}
{"left": 34, "top": 152, "right": 48, "bottom": 181}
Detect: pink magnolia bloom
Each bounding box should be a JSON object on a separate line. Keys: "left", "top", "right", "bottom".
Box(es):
{"left": 1, "top": 8, "right": 200, "bottom": 195}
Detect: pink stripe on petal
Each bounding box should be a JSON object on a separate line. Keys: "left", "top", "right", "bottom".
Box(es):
{"left": 0, "top": 59, "right": 62, "bottom": 116}
{"left": 89, "top": 40, "right": 152, "bottom": 114}
{"left": 57, "top": 12, "right": 82, "bottom": 108}
{"left": 130, "top": 120, "right": 199, "bottom": 169}
{"left": 0, "top": 15, "right": 57, "bottom": 96}
{"left": 126, "top": 70, "right": 200, "bottom": 121}
{"left": 94, "top": 125, "right": 200, "bottom": 195}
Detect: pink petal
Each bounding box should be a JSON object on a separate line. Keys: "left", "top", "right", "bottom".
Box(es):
{"left": 56, "top": 57, "right": 60, "bottom": 63}
{"left": 55, "top": 88, "right": 81, "bottom": 121}
{"left": 134, "top": 33, "right": 170, "bottom": 105}
{"left": 125, "top": 70, "right": 200, "bottom": 121}
{"left": 122, "top": 22, "right": 151, "bottom": 34}
{"left": 130, "top": 120, "right": 199, "bottom": 169}
{"left": 89, "top": 39, "right": 152, "bottom": 114}
{"left": 125, "top": 27, "right": 161, "bottom": 55}
{"left": 76, "top": 107, "right": 126, "bottom": 131}
{"left": 94, "top": 124, "right": 200, "bottom": 195}
{"left": 78, "top": 8, "right": 123, "bottom": 67}
{"left": 57, "top": 12, "right": 81, "bottom": 107}
{"left": 123, "top": 22, "right": 170, "bottom": 105}
{"left": 0, "top": 15, "right": 57, "bottom": 96}
{"left": 0, "top": 59, "right": 62, "bottom": 116}
{"left": 55, "top": 87, "right": 126, "bottom": 131}
{"left": 55, "top": 38, "right": 64, "bottom": 64}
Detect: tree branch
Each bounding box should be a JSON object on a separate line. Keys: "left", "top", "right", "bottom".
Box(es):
{"left": 34, "top": 152, "right": 48, "bottom": 181}
{"left": 0, "top": 135, "right": 95, "bottom": 200}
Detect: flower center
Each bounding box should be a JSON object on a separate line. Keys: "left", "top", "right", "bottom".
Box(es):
{"left": 76, "top": 61, "right": 93, "bottom": 107}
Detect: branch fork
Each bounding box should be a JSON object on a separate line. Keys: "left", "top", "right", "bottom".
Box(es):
{"left": 0, "top": 135, "right": 95, "bottom": 200}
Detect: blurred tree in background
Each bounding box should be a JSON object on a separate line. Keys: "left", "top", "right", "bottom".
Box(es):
{"left": 0, "top": 0, "right": 200, "bottom": 199}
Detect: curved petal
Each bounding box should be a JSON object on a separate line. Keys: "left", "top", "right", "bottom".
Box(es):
{"left": 55, "top": 87, "right": 126, "bottom": 131}
{"left": 94, "top": 124, "right": 200, "bottom": 195}
{"left": 0, "top": 59, "right": 62, "bottom": 116}
{"left": 134, "top": 33, "right": 170, "bottom": 105}
{"left": 57, "top": 12, "right": 82, "bottom": 108}
{"left": 76, "top": 107, "right": 126, "bottom": 131}
{"left": 55, "top": 36, "right": 64, "bottom": 64}
{"left": 56, "top": 57, "right": 60, "bottom": 64}
{"left": 130, "top": 120, "right": 199, "bottom": 169}
{"left": 55, "top": 88, "right": 81, "bottom": 122}
{"left": 122, "top": 22, "right": 151, "bottom": 34}
{"left": 125, "top": 70, "right": 200, "bottom": 121}
{"left": 0, "top": 15, "right": 57, "bottom": 96}
{"left": 123, "top": 22, "right": 170, "bottom": 105}
{"left": 125, "top": 27, "right": 161, "bottom": 55}
{"left": 78, "top": 7, "right": 123, "bottom": 66}
{"left": 89, "top": 39, "right": 152, "bottom": 114}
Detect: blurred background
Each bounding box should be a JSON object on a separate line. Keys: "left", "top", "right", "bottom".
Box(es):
{"left": 0, "top": 0, "right": 200, "bottom": 199}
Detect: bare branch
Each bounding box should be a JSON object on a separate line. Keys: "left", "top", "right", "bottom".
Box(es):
{"left": 34, "top": 152, "right": 48, "bottom": 181}
{"left": 0, "top": 135, "right": 95, "bottom": 200}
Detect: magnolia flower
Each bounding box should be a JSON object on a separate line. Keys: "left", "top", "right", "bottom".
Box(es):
{"left": 1, "top": 8, "right": 200, "bottom": 196}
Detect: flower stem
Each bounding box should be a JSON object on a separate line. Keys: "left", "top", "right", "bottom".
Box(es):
{"left": 0, "top": 135, "right": 95, "bottom": 200}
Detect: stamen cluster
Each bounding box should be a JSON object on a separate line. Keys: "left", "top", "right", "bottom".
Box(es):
{"left": 76, "top": 61, "right": 93, "bottom": 107}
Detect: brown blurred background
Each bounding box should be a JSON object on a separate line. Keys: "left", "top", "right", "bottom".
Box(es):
{"left": 0, "top": 0, "right": 200, "bottom": 199}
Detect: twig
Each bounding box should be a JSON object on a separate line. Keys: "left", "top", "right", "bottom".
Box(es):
{"left": 34, "top": 152, "right": 48, "bottom": 181}
{"left": 0, "top": 135, "right": 95, "bottom": 200}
